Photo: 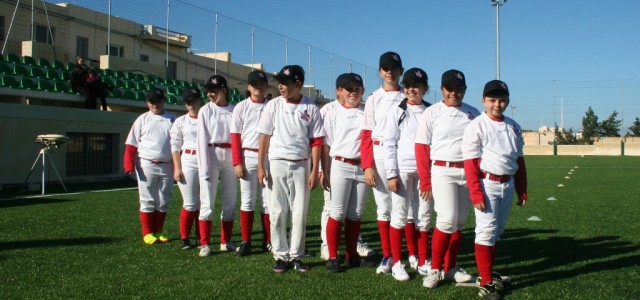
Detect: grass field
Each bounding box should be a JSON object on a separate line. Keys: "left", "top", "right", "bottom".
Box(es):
{"left": 1, "top": 156, "right": 639, "bottom": 299}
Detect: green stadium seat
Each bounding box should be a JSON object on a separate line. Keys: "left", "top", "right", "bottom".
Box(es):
{"left": 38, "top": 79, "right": 55, "bottom": 91}
{"left": 46, "top": 69, "right": 60, "bottom": 80}
{"left": 136, "top": 81, "right": 148, "bottom": 91}
{"left": 54, "top": 81, "right": 72, "bottom": 93}
{"left": 6, "top": 53, "right": 21, "bottom": 64}
{"left": 21, "top": 56, "right": 36, "bottom": 66}
{"left": 114, "top": 79, "right": 126, "bottom": 89}
{"left": 20, "top": 77, "right": 37, "bottom": 90}
{"left": 133, "top": 74, "right": 144, "bottom": 82}
{"left": 13, "top": 65, "right": 29, "bottom": 76}
{"left": 166, "top": 86, "right": 177, "bottom": 95}
{"left": 65, "top": 62, "right": 75, "bottom": 71}
{"left": 102, "top": 68, "right": 114, "bottom": 78}
{"left": 190, "top": 81, "right": 199, "bottom": 88}
{"left": 145, "top": 74, "right": 155, "bottom": 83}
{"left": 231, "top": 88, "right": 240, "bottom": 95}
{"left": 166, "top": 94, "right": 177, "bottom": 104}
{"left": 103, "top": 77, "right": 115, "bottom": 87}
{"left": 154, "top": 77, "right": 165, "bottom": 84}
{"left": 123, "top": 72, "right": 136, "bottom": 80}
{"left": 125, "top": 80, "right": 136, "bottom": 89}
{"left": 60, "top": 71, "right": 70, "bottom": 81}
{"left": 136, "top": 91, "right": 147, "bottom": 101}
{"left": 113, "top": 70, "right": 125, "bottom": 78}
{"left": 231, "top": 93, "right": 242, "bottom": 104}
{"left": 1, "top": 75, "right": 21, "bottom": 88}
{"left": 30, "top": 67, "right": 46, "bottom": 78}
{"left": 51, "top": 60, "right": 65, "bottom": 69}
{"left": 0, "top": 62, "right": 12, "bottom": 74}
{"left": 123, "top": 89, "right": 136, "bottom": 100}
{"left": 37, "top": 58, "right": 51, "bottom": 68}
{"left": 111, "top": 88, "right": 124, "bottom": 99}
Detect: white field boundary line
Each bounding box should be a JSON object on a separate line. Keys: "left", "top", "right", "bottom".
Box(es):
{"left": 0, "top": 187, "right": 139, "bottom": 202}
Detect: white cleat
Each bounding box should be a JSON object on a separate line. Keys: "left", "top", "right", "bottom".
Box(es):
{"left": 220, "top": 242, "right": 237, "bottom": 252}
{"left": 357, "top": 242, "right": 376, "bottom": 257}
{"left": 408, "top": 255, "right": 419, "bottom": 270}
{"left": 198, "top": 245, "right": 211, "bottom": 257}
{"left": 423, "top": 269, "right": 443, "bottom": 288}
{"left": 445, "top": 266, "right": 474, "bottom": 283}
{"left": 417, "top": 260, "right": 432, "bottom": 276}
{"left": 376, "top": 256, "right": 392, "bottom": 275}
{"left": 391, "top": 261, "right": 410, "bottom": 281}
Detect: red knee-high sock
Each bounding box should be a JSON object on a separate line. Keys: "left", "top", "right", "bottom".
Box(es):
{"left": 345, "top": 219, "right": 361, "bottom": 260}
{"left": 430, "top": 227, "right": 452, "bottom": 270}
{"left": 240, "top": 210, "right": 254, "bottom": 243}
{"left": 326, "top": 217, "right": 342, "bottom": 259}
{"left": 179, "top": 208, "right": 190, "bottom": 239}
{"left": 153, "top": 211, "right": 167, "bottom": 234}
{"left": 389, "top": 226, "right": 404, "bottom": 264}
{"left": 261, "top": 213, "right": 271, "bottom": 244}
{"left": 378, "top": 220, "right": 391, "bottom": 258}
{"left": 475, "top": 243, "right": 494, "bottom": 286}
{"left": 444, "top": 230, "right": 462, "bottom": 272}
{"left": 199, "top": 220, "right": 212, "bottom": 246}
{"left": 418, "top": 230, "right": 430, "bottom": 266}
{"left": 405, "top": 222, "right": 418, "bottom": 257}
{"left": 139, "top": 211, "right": 154, "bottom": 236}
{"left": 220, "top": 220, "right": 234, "bottom": 244}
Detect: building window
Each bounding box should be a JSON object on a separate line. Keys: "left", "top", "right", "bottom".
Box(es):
{"left": 66, "top": 133, "right": 118, "bottom": 176}
{"left": 77, "top": 36, "right": 89, "bottom": 59}
{"left": 35, "top": 25, "right": 54, "bottom": 44}
{"left": 106, "top": 45, "right": 124, "bottom": 57}
{"left": 0, "top": 16, "right": 5, "bottom": 41}
{"left": 140, "top": 54, "right": 149, "bottom": 62}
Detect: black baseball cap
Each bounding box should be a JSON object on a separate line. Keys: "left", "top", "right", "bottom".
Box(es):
{"left": 275, "top": 65, "right": 305, "bottom": 84}
{"left": 402, "top": 68, "right": 429, "bottom": 86}
{"left": 441, "top": 69, "right": 466, "bottom": 87}
{"left": 147, "top": 87, "right": 165, "bottom": 103}
{"left": 336, "top": 73, "right": 364, "bottom": 89}
{"left": 247, "top": 70, "right": 268, "bottom": 85}
{"left": 182, "top": 87, "right": 202, "bottom": 104}
{"left": 483, "top": 79, "right": 510, "bottom": 97}
{"left": 379, "top": 51, "right": 403, "bottom": 69}
{"left": 203, "top": 75, "right": 227, "bottom": 90}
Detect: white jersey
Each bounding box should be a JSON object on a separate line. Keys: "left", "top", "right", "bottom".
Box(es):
{"left": 230, "top": 97, "right": 268, "bottom": 149}
{"left": 362, "top": 87, "right": 404, "bottom": 141}
{"left": 320, "top": 100, "right": 341, "bottom": 119}
{"left": 324, "top": 103, "right": 365, "bottom": 159}
{"left": 256, "top": 95, "right": 324, "bottom": 161}
{"left": 126, "top": 110, "right": 176, "bottom": 162}
{"left": 461, "top": 113, "right": 524, "bottom": 176}
{"left": 170, "top": 114, "right": 198, "bottom": 152}
{"left": 383, "top": 101, "right": 428, "bottom": 178}
{"left": 196, "top": 102, "right": 234, "bottom": 178}
{"left": 415, "top": 101, "right": 481, "bottom": 161}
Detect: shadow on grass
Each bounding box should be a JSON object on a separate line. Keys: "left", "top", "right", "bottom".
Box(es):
{"left": 0, "top": 236, "right": 123, "bottom": 252}
{"left": 0, "top": 197, "right": 73, "bottom": 208}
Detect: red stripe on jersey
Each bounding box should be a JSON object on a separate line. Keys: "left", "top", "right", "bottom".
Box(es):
{"left": 123, "top": 144, "right": 138, "bottom": 173}
{"left": 231, "top": 133, "right": 243, "bottom": 166}
{"left": 464, "top": 158, "right": 484, "bottom": 205}
{"left": 360, "top": 130, "right": 374, "bottom": 170}
{"left": 415, "top": 143, "right": 432, "bottom": 191}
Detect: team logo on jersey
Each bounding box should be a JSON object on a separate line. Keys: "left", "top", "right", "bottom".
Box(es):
{"left": 300, "top": 110, "right": 310, "bottom": 121}
{"left": 456, "top": 73, "right": 464, "bottom": 80}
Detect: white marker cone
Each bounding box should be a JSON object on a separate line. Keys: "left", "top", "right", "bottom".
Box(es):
{"left": 528, "top": 216, "right": 541, "bottom": 221}
{"left": 557, "top": 184, "right": 565, "bottom": 187}
{"left": 547, "top": 196, "right": 556, "bottom": 201}
{"left": 565, "top": 176, "right": 570, "bottom": 179}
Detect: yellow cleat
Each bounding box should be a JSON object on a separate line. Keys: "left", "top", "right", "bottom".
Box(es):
{"left": 143, "top": 233, "right": 158, "bottom": 245}
{"left": 156, "top": 233, "right": 170, "bottom": 243}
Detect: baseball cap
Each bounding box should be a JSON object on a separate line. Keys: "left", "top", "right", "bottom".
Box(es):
{"left": 483, "top": 79, "right": 510, "bottom": 97}
{"left": 379, "top": 51, "right": 403, "bottom": 70}
{"left": 275, "top": 65, "right": 305, "bottom": 83}
{"left": 336, "top": 73, "right": 364, "bottom": 89}
{"left": 203, "top": 75, "right": 227, "bottom": 90}
{"left": 182, "top": 87, "right": 202, "bottom": 104}
{"left": 441, "top": 69, "right": 466, "bottom": 88}
{"left": 146, "top": 87, "right": 166, "bottom": 103}
{"left": 402, "top": 68, "right": 429, "bottom": 86}
{"left": 247, "top": 70, "right": 268, "bottom": 85}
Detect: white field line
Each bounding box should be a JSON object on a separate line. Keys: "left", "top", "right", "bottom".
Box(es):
{"left": 0, "top": 187, "right": 139, "bottom": 202}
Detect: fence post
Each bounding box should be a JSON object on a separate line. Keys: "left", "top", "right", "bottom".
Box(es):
{"left": 553, "top": 141, "right": 557, "bottom": 156}
{"left": 621, "top": 139, "right": 625, "bottom": 156}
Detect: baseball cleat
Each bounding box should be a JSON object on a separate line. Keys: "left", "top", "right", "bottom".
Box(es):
{"left": 326, "top": 258, "right": 341, "bottom": 273}
{"left": 198, "top": 245, "right": 211, "bottom": 257}
{"left": 476, "top": 272, "right": 511, "bottom": 291}
{"left": 181, "top": 239, "right": 195, "bottom": 250}
{"left": 376, "top": 256, "right": 392, "bottom": 275}
{"left": 478, "top": 281, "right": 502, "bottom": 300}
{"left": 357, "top": 242, "right": 376, "bottom": 257}
{"left": 423, "top": 269, "right": 443, "bottom": 288}
{"left": 292, "top": 259, "right": 310, "bottom": 272}
{"left": 235, "top": 241, "right": 252, "bottom": 256}
{"left": 143, "top": 233, "right": 158, "bottom": 245}
{"left": 391, "top": 261, "right": 410, "bottom": 281}
{"left": 445, "top": 266, "right": 474, "bottom": 283}
{"left": 272, "top": 259, "right": 288, "bottom": 273}
{"left": 320, "top": 244, "right": 330, "bottom": 261}
{"left": 156, "top": 233, "right": 170, "bottom": 243}
{"left": 262, "top": 242, "right": 272, "bottom": 253}
{"left": 408, "top": 255, "right": 419, "bottom": 270}
{"left": 347, "top": 257, "right": 376, "bottom": 268}
{"left": 417, "top": 261, "right": 432, "bottom": 276}
{"left": 220, "top": 242, "right": 237, "bottom": 252}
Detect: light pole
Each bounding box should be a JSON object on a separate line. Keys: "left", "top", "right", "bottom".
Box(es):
{"left": 491, "top": 0, "right": 506, "bottom": 80}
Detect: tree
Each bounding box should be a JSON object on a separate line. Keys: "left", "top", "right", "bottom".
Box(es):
{"left": 598, "top": 111, "right": 622, "bottom": 137}
{"left": 580, "top": 106, "right": 598, "bottom": 144}
{"left": 552, "top": 124, "right": 580, "bottom": 145}
{"left": 628, "top": 117, "right": 640, "bottom": 137}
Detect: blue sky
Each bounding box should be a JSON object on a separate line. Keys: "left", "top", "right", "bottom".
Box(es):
{"left": 68, "top": 0, "right": 640, "bottom": 132}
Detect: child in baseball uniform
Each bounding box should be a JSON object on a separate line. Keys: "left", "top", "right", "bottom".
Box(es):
{"left": 362, "top": 51, "right": 418, "bottom": 275}
{"left": 256, "top": 65, "right": 323, "bottom": 273}
{"left": 462, "top": 80, "right": 527, "bottom": 300}
{"left": 123, "top": 88, "right": 176, "bottom": 245}
{"left": 383, "top": 68, "right": 433, "bottom": 281}
{"left": 322, "top": 73, "right": 371, "bottom": 273}
{"left": 170, "top": 87, "right": 203, "bottom": 250}
{"left": 417, "top": 70, "right": 479, "bottom": 288}
{"left": 231, "top": 70, "right": 272, "bottom": 256}
{"left": 196, "top": 75, "right": 238, "bottom": 257}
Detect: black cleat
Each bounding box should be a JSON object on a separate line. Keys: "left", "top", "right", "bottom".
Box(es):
{"left": 235, "top": 241, "right": 252, "bottom": 256}
{"left": 478, "top": 281, "right": 502, "bottom": 300}
{"left": 262, "top": 242, "right": 272, "bottom": 252}
{"left": 326, "top": 258, "right": 341, "bottom": 273}
{"left": 181, "top": 239, "right": 195, "bottom": 250}
{"left": 272, "top": 259, "right": 288, "bottom": 273}
{"left": 292, "top": 259, "right": 310, "bottom": 272}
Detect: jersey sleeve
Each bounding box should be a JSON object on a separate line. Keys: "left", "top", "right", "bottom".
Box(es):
{"left": 461, "top": 119, "right": 483, "bottom": 160}
{"left": 170, "top": 117, "right": 183, "bottom": 153}
{"left": 415, "top": 143, "right": 432, "bottom": 191}
{"left": 323, "top": 109, "right": 335, "bottom": 147}
{"left": 256, "top": 100, "right": 275, "bottom": 136}
{"left": 125, "top": 115, "right": 142, "bottom": 148}
{"left": 308, "top": 105, "right": 325, "bottom": 139}
{"left": 361, "top": 94, "right": 376, "bottom": 131}
{"left": 382, "top": 108, "right": 400, "bottom": 179}
{"left": 230, "top": 101, "right": 243, "bottom": 134}
{"left": 464, "top": 157, "right": 485, "bottom": 205}
{"left": 196, "top": 107, "right": 211, "bottom": 179}
{"left": 414, "top": 108, "right": 433, "bottom": 145}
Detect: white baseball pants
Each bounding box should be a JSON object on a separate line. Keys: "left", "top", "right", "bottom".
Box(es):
{"left": 199, "top": 147, "right": 237, "bottom": 221}
{"left": 239, "top": 150, "right": 269, "bottom": 213}
{"left": 136, "top": 159, "right": 173, "bottom": 213}
{"left": 390, "top": 171, "right": 432, "bottom": 230}
{"left": 431, "top": 166, "right": 472, "bottom": 233}
{"left": 372, "top": 144, "right": 392, "bottom": 221}
{"left": 177, "top": 152, "right": 200, "bottom": 211}
{"left": 474, "top": 178, "right": 515, "bottom": 246}
{"left": 329, "top": 160, "right": 369, "bottom": 222}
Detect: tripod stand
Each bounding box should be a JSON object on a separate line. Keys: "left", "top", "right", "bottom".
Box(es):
{"left": 22, "top": 144, "right": 68, "bottom": 196}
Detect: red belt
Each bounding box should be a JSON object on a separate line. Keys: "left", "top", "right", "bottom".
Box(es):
{"left": 143, "top": 158, "right": 168, "bottom": 164}
{"left": 335, "top": 156, "right": 361, "bottom": 165}
{"left": 433, "top": 160, "right": 464, "bottom": 168}
{"left": 243, "top": 148, "right": 258, "bottom": 152}
{"left": 184, "top": 149, "right": 196, "bottom": 155}
{"left": 209, "top": 143, "right": 231, "bottom": 148}
{"left": 482, "top": 171, "right": 511, "bottom": 183}
{"left": 373, "top": 140, "right": 382, "bottom": 146}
